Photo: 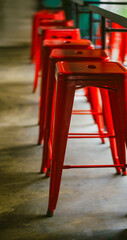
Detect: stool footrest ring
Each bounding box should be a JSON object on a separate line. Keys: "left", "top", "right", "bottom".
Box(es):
{"left": 63, "top": 164, "right": 127, "bottom": 169}
{"left": 72, "top": 110, "right": 103, "bottom": 115}
{"left": 68, "top": 133, "right": 115, "bottom": 138}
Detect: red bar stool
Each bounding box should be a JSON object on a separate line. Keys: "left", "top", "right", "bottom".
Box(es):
{"left": 31, "top": 9, "right": 65, "bottom": 63}
{"left": 33, "top": 27, "right": 81, "bottom": 92}
{"left": 38, "top": 38, "right": 94, "bottom": 144}
{"left": 46, "top": 61, "right": 127, "bottom": 217}
{"left": 41, "top": 49, "right": 121, "bottom": 177}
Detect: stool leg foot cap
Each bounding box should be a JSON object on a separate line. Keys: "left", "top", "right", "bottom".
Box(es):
{"left": 45, "top": 168, "right": 50, "bottom": 177}
{"left": 40, "top": 167, "right": 47, "bottom": 174}
{"left": 101, "top": 138, "right": 105, "bottom": 144}
{"left": 38, "top": 139, "right": 43, "bottom": 145}
{"left": 122, "top": 171, "right": 127, "bottom": 176}
{"left": 116, "top": 168, "right": 122, "bottom": 175}
{"left": 46, "top": 209, "right": 53, "bottom": 217}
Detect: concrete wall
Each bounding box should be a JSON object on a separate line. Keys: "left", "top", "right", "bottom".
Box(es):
{"left": 0, "top": 0, "right": 38, "bottom": 46}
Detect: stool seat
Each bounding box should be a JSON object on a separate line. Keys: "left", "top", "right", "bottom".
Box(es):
{"left": 56, "top": 61, "right": 126, "bottom": 79}
{"left": 38, "top": 25, "right": 76, "bottom": 33}
{"left": 40, "top": 19, "right": 74, "bottom": 27}
{"left": 44, "top": 39, "right": 94, "bottom": 48}
{"left": 42, "top": 28, "right": 81, "bottom": 40}
{"left": 50, "top": 49, "right": 109, "bottom": 61}
{"left": 34, "top": 10, "right": 65, "bottom": 20}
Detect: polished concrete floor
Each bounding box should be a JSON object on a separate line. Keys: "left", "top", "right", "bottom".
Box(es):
{"left": 0, "top": 1, "right": 127, "bottom": 240}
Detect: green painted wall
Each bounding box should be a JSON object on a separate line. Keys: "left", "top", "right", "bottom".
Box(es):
{"left": 41, "top": 0, "right": 62, "bottom": 8}
{"left": 79, "top": 0, "right": 100, "bottom": 38}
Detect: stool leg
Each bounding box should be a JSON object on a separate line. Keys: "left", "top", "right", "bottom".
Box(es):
{"left": 116, "top": 80, "right": 127, "bottom": 145}
{"left": 33, "top": 34, "right": 42, "bottom": 93}
{"left": 34, "top": 17, "right": 40, "bottom": 63}
{"left": 45, "top": 85, "right": 56, "bottom": 176}
{"left": 41, "top": 61, "right": 56, "bottom": 173}
{"left": 31, "top": 15, "right": 36, "bottom": 63}
{"left": 38, "top": 48, "right": 50, "bottom": 144}
{"left": 86, "top": 87, "right": 97, "bottom": 123}
{"left": 33, "top": 46, "right": 41, "bottom": 92}
{"left": 100, "top": 89, "right": 122, "bottom": 174}
{"left": 31, "top": 15, "right": 39, "bottom": 63}
{"left": 47, "top": 79, "right": 75, "bottom": 217}
{"left": 108, "top": 89, "right": 126, "bottom": 175}
{"left": 88, "top": 87, "right": 105, "bottom": 144}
